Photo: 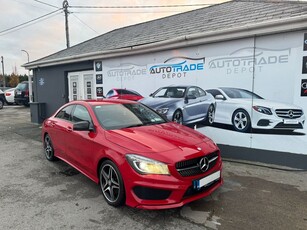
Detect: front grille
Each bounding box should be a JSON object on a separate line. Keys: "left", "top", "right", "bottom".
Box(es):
{"left": 275, "top": 109, "right": 303, "bottom": 119}
{"left": 175, "top": 151, "right": 219, "bottom": 177}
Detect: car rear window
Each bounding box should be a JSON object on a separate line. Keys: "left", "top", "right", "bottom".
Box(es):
{"left": 16, "top": 83, "right": 28, "bottom": 91}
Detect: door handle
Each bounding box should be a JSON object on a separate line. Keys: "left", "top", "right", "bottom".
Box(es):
{"left": 66, "top": 126, "right": 73, "bottom": 132}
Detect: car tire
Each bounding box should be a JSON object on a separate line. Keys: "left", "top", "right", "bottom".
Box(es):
{"left": 0, "top": 100, "right": 3, "bottom": 109}
{"left": 204, "top": 104, "right": 215, "bottom": 125}
{"left": 44, "top": 134, "right": 57, "bottom": 161}
{"left": 172, "top": 110, "right": 183, "bottom": 124}
{"left": 99, "top": 160, "right": 125, "bottom": 207}
{"left": 232, "top": 109, "right": 251, "bottom": 132}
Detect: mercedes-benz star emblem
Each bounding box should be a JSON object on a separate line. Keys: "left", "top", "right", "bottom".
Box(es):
{"left": 199, "top": 157, "right": 209, "bottom": 172}
{"left": 288, "top": 110, "right": 294, "bottom": 118}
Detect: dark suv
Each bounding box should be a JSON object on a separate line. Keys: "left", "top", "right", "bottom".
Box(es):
{"left": 15, "top": 81, "right": 30, "bottom": 106}
{"left": 0, "top": 89, "right": 5, "bottom": 109}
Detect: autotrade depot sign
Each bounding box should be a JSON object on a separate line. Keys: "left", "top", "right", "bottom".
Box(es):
{"left": 148, "top": 58, "right": 205, "bottom": 79}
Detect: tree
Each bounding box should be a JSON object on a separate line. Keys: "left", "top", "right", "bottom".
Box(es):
{"left": 9, "top": 73, "right": 19, "bottom": 87}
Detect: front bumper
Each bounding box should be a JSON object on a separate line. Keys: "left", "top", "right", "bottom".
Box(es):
{"left": 252, "top": 112, "right": 305, "bottom": 130}
{"left": 122, "top": 158, "right": 223, "bottom": 210}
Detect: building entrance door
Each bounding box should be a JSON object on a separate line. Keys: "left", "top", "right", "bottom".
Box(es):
{"left": 68, "top": 71, "right": 94, "bottom": 101}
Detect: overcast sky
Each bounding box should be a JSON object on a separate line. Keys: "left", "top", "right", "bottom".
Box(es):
{"left": 0, "top": 0, "right": 232, "bottom": 75}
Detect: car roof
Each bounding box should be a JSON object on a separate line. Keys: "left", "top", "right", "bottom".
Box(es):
{"left": 68, "top": 99, "right": 138, "bottom": 106}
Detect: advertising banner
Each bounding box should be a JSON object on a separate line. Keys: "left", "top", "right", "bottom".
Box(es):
{"left": 95, "top": 31, "right": 307, "bottom": 155}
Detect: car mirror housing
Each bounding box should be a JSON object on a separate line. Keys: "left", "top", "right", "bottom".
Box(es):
{"left": 215, "top": 95, "right": 225, "bottom": 100}
{"left": 73, "top": 121, "right": 94, "bottom": 131}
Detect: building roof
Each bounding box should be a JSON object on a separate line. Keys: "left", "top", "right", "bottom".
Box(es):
{"left": 25, "top": 0, "right": 307, "bottom": 69}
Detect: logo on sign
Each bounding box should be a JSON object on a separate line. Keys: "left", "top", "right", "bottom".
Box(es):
{"left": 39, "top": 78, "right": 45, "bottom": 86}
{"left": 149, "top": 57, "right": 205, "bottom": 79}
{"left": 301, "top": 79, "right": 307, "bottom": 97}
{"left": 208, "top": 47, "right": 290, "bottom": 75}
{"left": 95, "top": 61, "right": 102, "bottom": 71}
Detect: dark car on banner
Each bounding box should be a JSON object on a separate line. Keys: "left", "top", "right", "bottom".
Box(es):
{"left": 42, "top": 99, "right": 222, "bottom": 209}
{"left": 140, "top": 85, "right": 215, "bottom": 125}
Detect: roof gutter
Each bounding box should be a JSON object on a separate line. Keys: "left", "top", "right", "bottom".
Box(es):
{"left": 24, "top": 15, "right": 307, "bottom": 69}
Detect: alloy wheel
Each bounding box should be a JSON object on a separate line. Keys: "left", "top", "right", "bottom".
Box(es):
{"left": 44, "top": 134, "right": 55, "bottom": 161}
{"left": 100, "top": 163, "right": 121, "bottom": 203}
{"left": 173, "top": 110, "right": 183, "bottom": 124}
{"left": 232, "top": 110, "right": 251, "bottom": 132}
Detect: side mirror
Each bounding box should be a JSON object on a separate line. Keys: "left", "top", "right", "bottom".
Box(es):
{"left": 73, "top": 121, "right": 94, "bottom": 131}
{"left": 149, "top": 93, "right": 153, "bottom": 97}
{"left": 215, "top": 95, "right": 225, "bottom": 100}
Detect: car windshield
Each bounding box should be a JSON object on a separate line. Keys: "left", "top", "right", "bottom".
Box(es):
{"left": 16, "top": 82, "right": 28, "bottom": 91}
{"left": 93, "top": 103, "right": 167, "bottom": 130}
{"left": 222, "top": 88, "right": 263, "bottom": 99}
{"left": 152, "top": 87, "right": 186, "bottom": 98}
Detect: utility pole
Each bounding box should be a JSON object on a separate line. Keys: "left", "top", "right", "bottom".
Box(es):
{"left": 63, "top": 0, "right": 70, "bottom": 48}
{"left": 1, "top": 56, "right": 5, "bottom": 87}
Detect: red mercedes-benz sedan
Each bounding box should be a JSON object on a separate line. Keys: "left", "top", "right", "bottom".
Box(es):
{"left": 42, "top": 99, "right": 223, "bottom": 209}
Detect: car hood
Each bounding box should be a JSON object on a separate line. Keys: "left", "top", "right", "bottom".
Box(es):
{"left": 229, "top": 98, "right": 302, "bottom": 110}
{"left": 140, "top": 97, "right": 182, "bottom": 109}
{"left": 105, "top": 122, "right": 211, "bottom": 153}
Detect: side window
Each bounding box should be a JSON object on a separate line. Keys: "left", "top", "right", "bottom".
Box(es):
{"left": 72, "top": 105, "right": 92, "bottom": 123}
{"left": 187, "top": 87, "right": 199, "bottom": 98}
{"left": 207, "top": 89, "right": 221, "bottom": 98}
{"left": 55, "top": 105, "right": 74, "bottom": 121}
{"left": 197, "top": 87, "right": 207, "bottom": 97}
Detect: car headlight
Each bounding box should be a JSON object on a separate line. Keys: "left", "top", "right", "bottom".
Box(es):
{"left": 156, "top": 108, "right": 169, "bottom": 114}
{"left": 126, "top": 154, "right": 170, "bottom": 175}
{"left": 252, "top": 106, "right": 272, "bottom": 115}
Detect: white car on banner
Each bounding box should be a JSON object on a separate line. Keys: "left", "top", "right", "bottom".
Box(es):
{"left": 206, "top": 87, "right": 305, "bottom": 132}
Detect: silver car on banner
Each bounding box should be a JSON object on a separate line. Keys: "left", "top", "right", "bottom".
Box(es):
{"left": 140, "top": 85, "right": 215, "bottom": 125}
{"left": 206, "top": 87, "right": 305, "bottom": 132}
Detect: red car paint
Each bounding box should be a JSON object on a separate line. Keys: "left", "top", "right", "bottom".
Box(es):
{"left": 106, "top": 88, "right": 143, "bottom": 101}
{"left": 42, "top": 99, "right": 222, "bottom": 209}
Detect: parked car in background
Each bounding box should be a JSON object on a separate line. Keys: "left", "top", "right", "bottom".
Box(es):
{"left": 206, "top": 87, "right": 305, "bottom": 132}
{"left": 140, "top": 85, "right": 215, "bottom": 125}
{"left": 0, "top": 89, "right": 5, "bottom": 109}
{"left": 106, "top": 88, "right": 143, "bottom": 101}
{"left": 42, "top": 99, "right": 222, "bottom": 209}
{"left": 4, "top": 88, "right": 16, "bottom": 105}
{"left": 15, "top": 81, "right": 30, "bottom": 106}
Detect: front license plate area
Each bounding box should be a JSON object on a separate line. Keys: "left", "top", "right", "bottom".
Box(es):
{"left": 283, "top": 120, "right": 299, "bottom": 124}
{"left": 193, "top": 171, "right": 221, "bottom": 190}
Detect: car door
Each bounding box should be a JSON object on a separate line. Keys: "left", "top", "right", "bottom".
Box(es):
{"left": 65, "top": 104, "right": 96, "bottom": 176}
{"left": 183, "top": 87, "right": 207, "bottom": 122}
{"left": 47, "top": 105, "right": 75, "bottom": 159}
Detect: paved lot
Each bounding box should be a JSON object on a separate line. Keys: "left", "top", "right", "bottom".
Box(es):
{"left": 0, "top": 106, "right": 307, "bottom": 230}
